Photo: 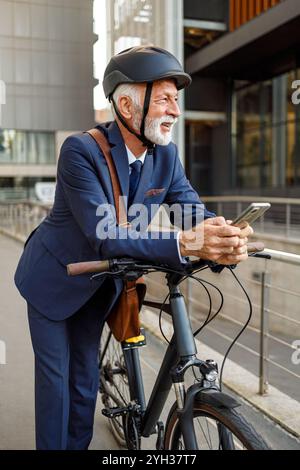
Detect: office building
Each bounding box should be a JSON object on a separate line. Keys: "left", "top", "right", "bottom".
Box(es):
{"left": 0, "top": 0, "right": 96, "bottom": 200}
{"left": 103, "top": 0, "right": 300, "bottom": 197}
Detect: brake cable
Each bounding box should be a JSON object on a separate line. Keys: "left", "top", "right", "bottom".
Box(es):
{"left": 218, "top": 267, "right": 253, "bottom": 390}
{"left": 91, "top": 260, "right": 253, "bottom": 392}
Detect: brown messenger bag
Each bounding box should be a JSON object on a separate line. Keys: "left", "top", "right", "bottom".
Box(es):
{"left": 86, "top": 128, "right": 146, "bottom": 342}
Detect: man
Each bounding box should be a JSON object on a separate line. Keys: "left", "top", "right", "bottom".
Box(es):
{"left": 15, "top": 46, "right": 252, "bottom": 450}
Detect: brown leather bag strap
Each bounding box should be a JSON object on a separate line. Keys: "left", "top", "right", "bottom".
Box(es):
{"left": 86, "top": 128, "right": 138, "bottom": 297}
{"left": 85, "top": 128, "right": 129, "bottom": 227}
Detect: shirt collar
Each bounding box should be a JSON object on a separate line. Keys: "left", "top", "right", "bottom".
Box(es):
{"left": 125, "top": 145, "right": 147, "bottom": 166}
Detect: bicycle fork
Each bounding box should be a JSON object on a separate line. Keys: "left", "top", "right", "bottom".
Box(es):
{"left": 169, "top": 286, "right": 240, "bottom": 450}
{"left": 169, "top": 287, "right": 202, "bottom": 450}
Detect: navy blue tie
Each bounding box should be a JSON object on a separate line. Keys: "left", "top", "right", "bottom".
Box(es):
{"left": 128, "top": 160, "right": 142, "bottom": 206}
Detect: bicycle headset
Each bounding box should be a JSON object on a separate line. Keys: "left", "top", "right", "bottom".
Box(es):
{"left": 102, "top": 45, "right": 192, "bottom": 148}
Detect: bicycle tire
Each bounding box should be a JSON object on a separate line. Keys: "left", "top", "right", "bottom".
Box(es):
{"left": 164, "top": 400, "right": 270, "bottom": 450}
{"left": 99, "top": 323, "right": 131, "bottom": 447}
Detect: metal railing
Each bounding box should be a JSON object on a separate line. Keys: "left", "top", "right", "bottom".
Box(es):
{"left": 147, "top": 251, "right": 300, "bottom": 401}
{"left": 188, "top": 250, "right": 300, "bottom": 399}
{"left": 0, "top": 201, "right": 51, "bottom": 242}
{"left": 2, "top": 197, "right": 299, "bottom": 241}
{"left": 202, "top": 196, "right": 300, "bottom": 240}
{"left": 253, "top": 249, "right": 300, "bottom": 396}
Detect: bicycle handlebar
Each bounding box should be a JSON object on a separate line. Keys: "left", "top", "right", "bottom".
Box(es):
{"left": 67, "top": 241, "right": 266, "bottom": 277}
{"left": 67, "top": 260, "right": 110, "bottom": 276}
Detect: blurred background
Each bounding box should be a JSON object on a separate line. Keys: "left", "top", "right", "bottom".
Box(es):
{"left": 0, "top": 0, "right": 300, "bottom": 449}
{"left": 1, "top": 0, "right": 300, "bottom": 202}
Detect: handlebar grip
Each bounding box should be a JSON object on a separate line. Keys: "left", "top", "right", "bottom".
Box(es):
{"left": 247, "top": 241, "right": 265, "bottom": 253}
{"left": 67, "top": 260, "right": 110, "bottom": 276}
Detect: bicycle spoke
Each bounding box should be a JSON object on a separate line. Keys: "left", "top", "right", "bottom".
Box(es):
{"left": 205, "top": 417, "right": 214, "bottom": 449}
{"left": 195, "top": 417, "right": 213, "bottom": 449}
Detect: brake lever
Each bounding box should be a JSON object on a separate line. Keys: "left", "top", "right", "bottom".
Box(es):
{"left": 90, "top": 270, "right": 125, "bottom": 281}
{"left": 249, "top": 252, "right": 272, "bottom": 259}
{"left": 208, "top": 261, "right": 236, "bottom": 274}
{"left": 90, "top": 267, "right": 147, "bottom": 282}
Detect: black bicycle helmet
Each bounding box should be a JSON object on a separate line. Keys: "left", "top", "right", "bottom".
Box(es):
{"left": 102, "top": 46, "right": 192, "bottom": 148}
{"left": 103, "top": 46, "right": 191, "bottom": 99}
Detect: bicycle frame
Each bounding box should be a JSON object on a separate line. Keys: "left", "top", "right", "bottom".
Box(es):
{"left": 120, "top": 271, "right": 240, "bottom": 449}
{"left": 69, "top": 250, "right": 269, "bottom": 449}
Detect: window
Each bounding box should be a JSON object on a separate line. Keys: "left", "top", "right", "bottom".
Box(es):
{"left": 232, "top": 69, "right": 300, "bottom": 189}
{"left": 0, "top": 130, "right": 55, "bottom": 165}
{"left": 185, "top": 121, "right": 213, "bottom": 195}
{"left": 0, "top": 176, "right": 56, "bottom": 201}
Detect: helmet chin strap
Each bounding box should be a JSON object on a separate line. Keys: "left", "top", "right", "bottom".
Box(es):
{"left": 111, "top": 82, "right": 155, "bottom": 150}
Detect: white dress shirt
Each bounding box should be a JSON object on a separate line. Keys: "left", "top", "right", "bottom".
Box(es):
{"left": 125, "top": 145, "right": 147, "bottom": 170}
{"left": 125, "top": 145, "right": 185, "bottom": 264}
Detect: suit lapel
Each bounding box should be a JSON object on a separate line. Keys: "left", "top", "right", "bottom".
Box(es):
{"left": 110, "top": 144, "right": 129, "bottom": 200}
{"left": 106, "top": 121, "right": 154, "bottom": 208}
{"left": 107, "top": 122, "right": 129, "bottom": 201}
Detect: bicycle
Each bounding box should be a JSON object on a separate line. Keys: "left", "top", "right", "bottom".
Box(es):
{"left": 67, "top": 247, "right": 271, "bottom": 450}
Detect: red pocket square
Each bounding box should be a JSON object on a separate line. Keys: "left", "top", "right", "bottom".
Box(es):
{"left": 145, "top": 188, "right": 165, "bottom": 197}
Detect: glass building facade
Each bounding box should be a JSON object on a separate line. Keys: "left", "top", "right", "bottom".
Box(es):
{"left": 0, "top": 130, "right": 56, "bottom": 165}
{"left": 0, "top": 129, "right": 56, "bottom": 200}
{"left": 182, "top": 0, "right": 300, "bottom": 197}
{"left": 0, "top": 0, "right": 95, "bottom": 201}
{"left": 102, "top": 0, "right": 300, "bottom": 198}
{"left": 232, "top": 68, "right": 300, "bottom": 190}
{"left": 104, "top": 0, "right": 185, "bottom": 160}
{"left": 107, "top": 0, "right": 181, "bottom": 54}
{"left": 108, "top": 0, "right": 166, "bottom": 52}
{"left": 0, "top": 176, "right": 55, "bottom": 201}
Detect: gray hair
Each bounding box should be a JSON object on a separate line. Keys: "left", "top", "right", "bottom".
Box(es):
{"left": 111, "top": 83, "right": 142, "bottom": 118}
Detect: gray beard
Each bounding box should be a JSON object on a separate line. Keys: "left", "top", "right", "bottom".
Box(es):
{"left": 132, "top": 109, "right": 176, "bottom": 146}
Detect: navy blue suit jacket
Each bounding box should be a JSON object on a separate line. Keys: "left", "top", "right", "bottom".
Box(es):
{"left": 15, "top": 121, "right": 214, "bottom": 320}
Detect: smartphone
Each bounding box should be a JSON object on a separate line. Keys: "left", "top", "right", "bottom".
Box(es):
{"left": 231, "top": 203, "right": 271, "bottom": 227}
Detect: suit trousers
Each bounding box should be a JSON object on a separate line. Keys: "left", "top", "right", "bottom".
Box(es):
{"left": 27, "top": 278, "right": 117, "bottom": 450}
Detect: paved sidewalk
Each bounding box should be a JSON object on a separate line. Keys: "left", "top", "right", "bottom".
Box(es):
{"left": 0, "top": 235, "right": 35, "bottom": 449}
{"left": 0, "top": 234, "right": 165, "bottom": 450}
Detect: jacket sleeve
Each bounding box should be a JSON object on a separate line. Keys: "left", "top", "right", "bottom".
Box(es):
{"left": 164, "top": 145, "right": 215, "bottom": 229}
{"left": 58, "top": 135, "right": 184, "bottom": 269}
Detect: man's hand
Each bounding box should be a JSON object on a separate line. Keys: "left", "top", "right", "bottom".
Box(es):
{"left": 179, "top": 216, "right": 253, "bottom": 265}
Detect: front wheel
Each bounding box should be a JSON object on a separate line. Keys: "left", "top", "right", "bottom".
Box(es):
{"left": 164, "top": 401, "right": 270, "bottom": 450}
